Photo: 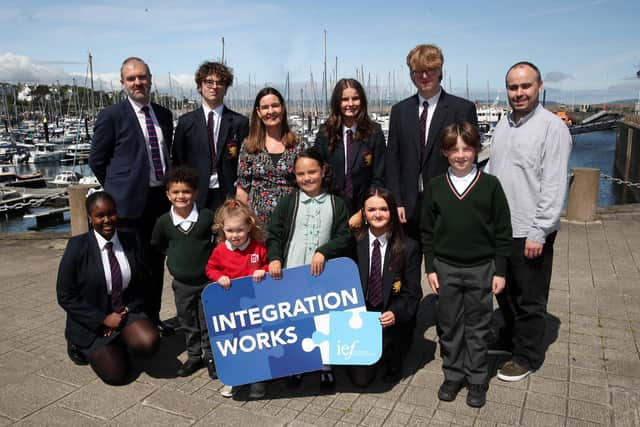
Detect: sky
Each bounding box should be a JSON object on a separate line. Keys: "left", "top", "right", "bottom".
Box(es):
{"left": 1, "top": 0, "right": 639, "bottom": 104}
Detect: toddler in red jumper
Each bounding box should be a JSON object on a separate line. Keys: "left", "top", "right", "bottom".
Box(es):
{"left": 205, "top": 199, "right": 269, "bottom": 398}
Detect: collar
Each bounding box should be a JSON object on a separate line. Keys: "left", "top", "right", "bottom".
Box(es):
{"left": 368, "top": 229, "right": 389, "bottom": 248}
{"left": 94, "top": 230, "right": 121, "bottom": 250}
{"left": 508, "top": 103, "right": 541, "bottom": 127}
{"left": 225, "top": 237, "right": 251, "bottom": 251}
{"left": 300, "top": 191, "right": 328, "bottom": 204}
{"left": 447, "top": 164, "right": 478, "bottom": 181}
{"left": 128, "top": 97, "right": 150, "bottom": 113}
{"left": 342, "top": 124, "right": 357, "bottom": 136}
{"left": 203, "top": 103, "right": 224, "bottom": 119}
{"left": 418, "top": 88, "right": 441, "bottom": 107}
{"left": 170, "top": 203, "right": 199, "bottom": 226}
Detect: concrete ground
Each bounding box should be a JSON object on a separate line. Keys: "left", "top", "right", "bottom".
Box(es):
{"left": 1, "top": 206, "right": 639, "bottom": 426}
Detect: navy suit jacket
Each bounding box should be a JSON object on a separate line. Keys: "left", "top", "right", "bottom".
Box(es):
{"left": 172, "top": 105, "right": 249, "bottom": 208}
{"left": 356, "top": 232, "right": 422, "bottom": 324}
{"left": 56, "top": 231, "right": 147, "bottom": 348}
{"left": 89, "top": 100, "right": 173, "bottom": 219}
{"left": 385, "top": 90, "right": 477, "bottom": 221}
{"left": 315, "top": 122, "right": 385, "bottom": 213}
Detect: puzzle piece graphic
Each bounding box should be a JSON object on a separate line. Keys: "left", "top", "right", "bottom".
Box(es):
{"left": 302, "top": 309, "right": 382, "bottom": 365}
{"left": 201, "top": 258, "right": 368, "bottom": 385}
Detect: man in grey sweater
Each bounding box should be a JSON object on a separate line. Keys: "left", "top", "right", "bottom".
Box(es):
{"left": 484, "top": 61, "right": 572, "bottom": 382}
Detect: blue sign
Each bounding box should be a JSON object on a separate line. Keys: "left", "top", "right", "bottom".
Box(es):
{"left": 202, "top": 257, "right": 382, "bottom": 386}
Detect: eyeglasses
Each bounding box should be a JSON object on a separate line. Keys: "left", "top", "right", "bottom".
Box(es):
{"left": 202, "top": 79, "right": 225, "bottom": 88}
{"left": 411, "top": 68, "right": 440, "bottom": 77}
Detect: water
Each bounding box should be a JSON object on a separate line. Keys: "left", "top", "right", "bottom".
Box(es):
{"left": 0, "top": 129, "right": 627, "bottom": 233}
{"left": 0, "top": 162, "right": 93, "bottom": 233}
{"left": 568, "top": 130, "right": 619, "bottom": 207}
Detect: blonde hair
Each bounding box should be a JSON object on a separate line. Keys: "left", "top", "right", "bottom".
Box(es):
{"left": 212, "top": 199, "right": 265, "bottom": 244}
{"left": 406, "top": 44, "right": 444, "bottom": 71}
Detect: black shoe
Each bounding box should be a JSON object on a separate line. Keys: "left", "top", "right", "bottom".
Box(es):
{"left": 382, "top": 366, "right": 402, "bottom": 383}
{"left": 177, "top": 358, "right": 203, "bottom": 377}
{"left": 206, "top": 359, "right": 218, "bottom": 380}
{"left": 320, "top": 371, "right": 335, "bottom": 392}
{"left": 67, "top": 343, "right": 88, "bottom": 366}
{"left": 466, "top": 383, "right": 488, "bottom": 408}
{"left": 287, "top": 374, "right": 303, "bottom": 388}
{"left": 438, "top": 380, "right": 464, "bottom": 402}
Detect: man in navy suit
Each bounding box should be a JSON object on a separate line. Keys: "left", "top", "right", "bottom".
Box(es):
{"left": 89, "top": 57, "right": 173, "bottom": 331}
{"left": 172, "top": 61, "right": 249, "bottom": 212}
{"left": 385, "top": 44, "right": 478, "bottom": 240}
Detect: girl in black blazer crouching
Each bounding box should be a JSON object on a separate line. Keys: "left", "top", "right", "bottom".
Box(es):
{"left": 348, "top": 187, "right": 422, "bottom": 387}
{"left": 57, "top": 191, "right": 159, "bottom": 385}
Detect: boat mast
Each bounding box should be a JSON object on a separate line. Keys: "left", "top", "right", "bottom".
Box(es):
{"left": 323, "top": 30, "right": 328, "bottom": 116}
{"left": 88, "top": 51, "right": 95, "bottom": 119}
{"left": 221, "top": 37, "right": 225, "bottom": 64}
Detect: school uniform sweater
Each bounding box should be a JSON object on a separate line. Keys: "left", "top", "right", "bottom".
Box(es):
{"left": 205, "top": 239, "right": 269, "bottom": 282}
{"left": 421, "top": 170, "right": 512, "bottom": 276}
{"left": 151, "top": 209, "right": 214, "bottom": 285}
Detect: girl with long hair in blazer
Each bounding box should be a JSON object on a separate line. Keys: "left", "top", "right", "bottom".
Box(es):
{"left": 349, "top": 187, "right": 422, "bottom": 387}
{"left": 315, "top": 78, "right": 385, "bottom": 229}
{"left": 57, "top": 191, "right": 159, "bottom": 385}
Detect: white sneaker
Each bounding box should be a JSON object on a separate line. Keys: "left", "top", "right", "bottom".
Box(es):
{"left": 249, "top": 381, "right": 266, "bottom": 398}
{"left": 220, "top": 385, "right": 235, "bottom": 398}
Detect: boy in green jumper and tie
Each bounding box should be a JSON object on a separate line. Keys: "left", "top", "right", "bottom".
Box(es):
{"left": 421, "top": 122, "right": 512, "bottom": 408}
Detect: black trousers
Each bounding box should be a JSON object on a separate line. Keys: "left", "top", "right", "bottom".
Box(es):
{"left": 172, "top": 279, "right": 212, "bottom": 360}
{"left": 119, "top": 186, "right": 170, "bottom": 325}
{"left": 347, "top": 321, "right": 408, "bottom": 388}
{"left": 497, "top": 232, "right": 557, "bottom": 370}
{"left": 435, "top": 258, "right": 494, "bottom": 385}
{"left": 205, "top": 188, "right": 227, "bottom": 213}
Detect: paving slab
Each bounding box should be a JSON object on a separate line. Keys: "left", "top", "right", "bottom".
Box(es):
{"left": 2, "top": 209, "right": 640, "bottom": 425}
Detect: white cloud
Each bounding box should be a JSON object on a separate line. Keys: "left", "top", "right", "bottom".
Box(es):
{"left": 0, "top": 52, "right": 71, "bottom": 83}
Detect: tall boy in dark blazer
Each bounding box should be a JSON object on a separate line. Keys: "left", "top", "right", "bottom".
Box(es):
{"left": 172, "top": 61, "right": 249, "bottom": 212}
{"left": 385, "top": 44, "right": 477, "bottom": 240}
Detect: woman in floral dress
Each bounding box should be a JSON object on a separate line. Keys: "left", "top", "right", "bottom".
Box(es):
{"left": 236, "top": 87, "right": 302, "bottom": 225}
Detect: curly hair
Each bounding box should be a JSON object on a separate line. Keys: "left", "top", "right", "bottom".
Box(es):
{"left": 164, "top": 165, "right": 199, "bottom": 191}
{"left": 212, "top": 199, "right": 265, "bottom": 244}
{"left": 195, "top": 61, "right": 234, "bottom": 90}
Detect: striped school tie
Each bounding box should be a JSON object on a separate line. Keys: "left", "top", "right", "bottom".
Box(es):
{"left": 105, "top": 242, "right": 123, "bottom": 312}
{"left": 369, "top": 239, "right": 383, "bottom": 307}
{"left": 141, "top": 106, "right": 164, "bottom": 180}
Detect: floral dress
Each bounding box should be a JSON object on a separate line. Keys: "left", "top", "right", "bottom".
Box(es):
{"left": 237, "top": 142, "right": 303, "bottom": 225}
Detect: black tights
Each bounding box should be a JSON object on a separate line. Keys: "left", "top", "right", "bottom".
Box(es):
{"left": 88, "top": 318, "right": 159, "bottom": 386}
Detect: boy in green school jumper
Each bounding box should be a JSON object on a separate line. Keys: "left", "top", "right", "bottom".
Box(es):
{"left": 421, "top": 122, "right": 512, "bottom": 408}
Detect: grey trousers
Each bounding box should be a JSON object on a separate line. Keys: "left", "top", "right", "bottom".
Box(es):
{"left": 434, "top": 258, "right": 494, "bottom": 385}
{"left": 172, "top": 279, "right": 212, "bottom": 360}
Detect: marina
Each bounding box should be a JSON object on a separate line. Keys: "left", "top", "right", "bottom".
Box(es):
{"left": 0, "top": 125, "right": 634, "bottom": 233}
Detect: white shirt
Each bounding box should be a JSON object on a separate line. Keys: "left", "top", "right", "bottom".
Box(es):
{"left": 225, "top": 237, "right": 251, "bottom": 251}
{"left": 448, "top": 165, "right": 478, "bottom": 195}
{"left": 128, "top": 98, "right": 168, "bottom": 187}
{"left": 170, "top": 203, "right": 199, "bottom": 232}
{"left": 203, "top": 103, "right": 225, "bottom": 189}
{"left": 418, "top": 89, "right": 442, "bottom": 192}
{"left": 368, "top": 229, "right": 389, "bottom": 277}
{"left": 94, "top": 231, "right": 132, "bottom": 294}
{"left": 342, "top": 124, "right": 358, "bottom": 174}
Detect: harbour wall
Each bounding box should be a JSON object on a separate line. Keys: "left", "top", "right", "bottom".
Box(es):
{"left": 615, "top": 119, "right": 640, "bottom": 203}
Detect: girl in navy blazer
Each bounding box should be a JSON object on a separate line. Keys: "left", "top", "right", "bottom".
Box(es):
{"left": 56, "top": 191, "right": 159, "bottom": 385}
{"left": 349, "top": 187, "right": 422, "bottom": 387}
{"left": 315, "top": 78, "right": 385, "bottom": 229}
